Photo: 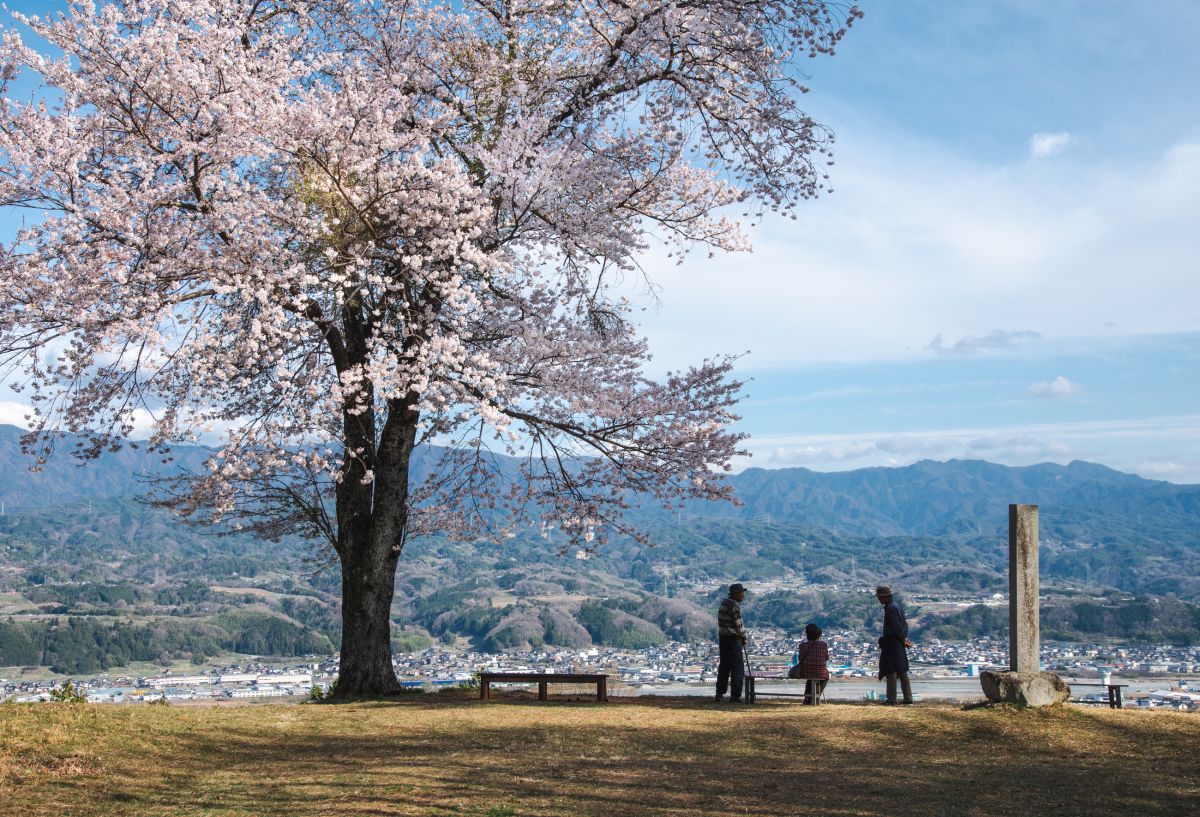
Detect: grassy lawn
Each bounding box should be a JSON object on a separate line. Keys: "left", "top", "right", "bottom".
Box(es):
{"left": 1, "top": 695, "right": 1197, "bottom": 817}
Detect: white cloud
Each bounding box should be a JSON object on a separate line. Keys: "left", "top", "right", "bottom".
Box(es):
{"left": 0, "top": 399, "right": 159, "bottom": 439}
{"left": 964, "top": 433, "right": 1070, "bottom": 458}
{"left": 626, "top": 133, "right": 1200, "bottom": 371}
{"left": 1029, "top": 131, "right": 1073, "bottom": 158}
{"left": 127, "top": 408, "right": 157, "bottom": 439}
{"left": 928, "top": 329, "right": 1042, "bottom": 356}
{"left": 741, "top": 415, "right": 1200, "bottom": 483}
{"left": 1135, "top": 460, "right": 1191, "bottom": 480}
{"left": 1026, "top": 375, "right": 1085, "bottom": 399}
{"left": 761, "top": 441, "right": 876, "bottom": 465}
{"left": 0, "top": 395, "right": 219, "bottom": 444}
{"left": 0, "top": 401, "right": 33, "bottom": 429}
{"left": 742, "top": 379, "right": 995, "bottom": 408}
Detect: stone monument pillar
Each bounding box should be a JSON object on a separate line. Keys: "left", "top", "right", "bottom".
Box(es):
{"left": 1009, "top": 504, "right": 1039, "bottom": 673}
{"left": 980, "top": 503, "right": 1069, "bottom": 707}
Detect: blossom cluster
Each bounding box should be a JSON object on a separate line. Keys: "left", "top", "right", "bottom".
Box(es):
{"left": 0, "top": 0, "right": 856, "bottom": 551}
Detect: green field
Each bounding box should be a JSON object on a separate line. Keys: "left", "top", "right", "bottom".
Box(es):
{"left": 1, "top": 696, "right": 1197, "bottom": 816}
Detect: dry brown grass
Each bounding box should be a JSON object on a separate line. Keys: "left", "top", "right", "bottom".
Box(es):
{"left": 1, "top": 694, "right": 1197, "bottom": 817}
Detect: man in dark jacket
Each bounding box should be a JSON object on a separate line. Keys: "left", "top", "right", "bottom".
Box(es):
{"left": 875, "top": 585, "right": 913, "bottom": 705}
{"left": 715, "top": 583, "right": 747, "bottom": 702}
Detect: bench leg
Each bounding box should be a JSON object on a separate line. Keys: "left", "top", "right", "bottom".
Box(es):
{"left": 598, "top": 677, "right": 608, "bottom": 703}
{"left": 538, "top": 681, "right": 547, "bottom": 701}
{"left": 480, "top": 680, "right": 489, "bottom": 701}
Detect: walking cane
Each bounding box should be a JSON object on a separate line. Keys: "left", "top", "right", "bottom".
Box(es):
{"left": 741, "top": 639, "right": 755, "bottom": 704}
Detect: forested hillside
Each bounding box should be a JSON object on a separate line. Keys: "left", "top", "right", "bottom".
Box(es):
{"left": 1, "top": 425, "right": 1199, "bottom": 671}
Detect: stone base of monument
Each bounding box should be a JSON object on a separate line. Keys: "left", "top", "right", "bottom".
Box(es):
{"left": 979, "top": 670, "right": 1070, "bottom": 708}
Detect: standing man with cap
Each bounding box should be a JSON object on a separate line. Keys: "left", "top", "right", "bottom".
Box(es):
{"left": 875, "top": 585, "right": 914, "bottom": 705}
{"left": 715, "top": 583, "right": 748, "bottom": 702}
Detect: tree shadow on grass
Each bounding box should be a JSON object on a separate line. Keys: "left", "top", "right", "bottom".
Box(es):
{"left": 71, "top": 700, "right": 1200, "bottom": 817}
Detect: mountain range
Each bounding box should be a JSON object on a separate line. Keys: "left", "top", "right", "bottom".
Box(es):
{"left": 3, "top": 423, "right": 1198, "bottom": 540}
{"left": 2, "top": 423, "right": 1199, "bottom": 670}
{"left": 2, "top": 421, "right": 1198, "bottom": 600}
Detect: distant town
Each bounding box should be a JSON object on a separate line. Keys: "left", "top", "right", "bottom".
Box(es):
{"left": 6, "top": 632, "right": 1199, "bottom": 711}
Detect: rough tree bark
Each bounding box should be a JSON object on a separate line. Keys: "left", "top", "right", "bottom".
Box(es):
{"left": 337, "top": 540, "right": 404, "bottom": 696}
{"left": 327, "top": 298, "right": 423, "bottom": 695}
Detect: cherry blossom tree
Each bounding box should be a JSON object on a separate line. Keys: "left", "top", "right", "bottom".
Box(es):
{"left": 0, "top": 0, "right": 858, "bottom": 695}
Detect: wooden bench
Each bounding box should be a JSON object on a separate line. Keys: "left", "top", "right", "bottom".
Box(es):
{"left": 478, "top": 672, "right": 609, "bottom": 702}
{"left": 1069, "top": 682, "right": 1129, "bottom": 709}
{"left": 745, "top": 674, "right": 826, "bottom": 705}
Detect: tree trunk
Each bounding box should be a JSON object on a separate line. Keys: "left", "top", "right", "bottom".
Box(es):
{"left": 328, "top": 392, "right": 418, "bottom": 697}
{"left": 330, "top": 434, "right": 403, "bottom": 696}
{"left": 325, "top": 302, "right": 420, "bottom": 698}
{"left": 333, "top": 539, "right": 403, "bottom": 696}
{"left": 326, "top": 406, "right": 406, "bottom": 696}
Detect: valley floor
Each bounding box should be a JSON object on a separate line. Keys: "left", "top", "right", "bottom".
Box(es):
{"left": 1, "top": 694, "right": 1197, "bottom": 817}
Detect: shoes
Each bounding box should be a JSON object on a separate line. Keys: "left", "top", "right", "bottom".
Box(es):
{"left": 714, "top": 693, "right": 725, "bottom": 702}
{"left": 729, "top": 697, "right": 743, "bottom": 703}
{"left": 881, "top": 700, "right": 897, "bottom": 706}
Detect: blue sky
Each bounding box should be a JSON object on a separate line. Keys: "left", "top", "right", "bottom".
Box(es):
{"left": 629, "top": 1, "right": 1200, "bottom": 482}
{"left": 1, "top": 2, "right": 1197, "bottom": 482}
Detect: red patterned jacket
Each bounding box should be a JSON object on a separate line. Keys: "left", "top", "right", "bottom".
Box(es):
{"left": 796, "top": 639, "right": 830, "bottom": 680}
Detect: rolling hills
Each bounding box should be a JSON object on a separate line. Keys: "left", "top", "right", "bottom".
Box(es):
{"left": 1, "top": 424, "right": 1198, "bottom": 669}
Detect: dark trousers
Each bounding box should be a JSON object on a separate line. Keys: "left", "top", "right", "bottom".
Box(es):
{"left": 716, "top": 635, "right": 744, "bottom": 700}
{"left": 804, "top": 678, "right": 827, "bottom": 705}
{"left": 886, "top": 672, "right": 912, "bottom": 704}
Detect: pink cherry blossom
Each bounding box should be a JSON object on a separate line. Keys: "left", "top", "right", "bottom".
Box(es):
{"left": 0, "top": 0, "right": 858, "bottom": 695}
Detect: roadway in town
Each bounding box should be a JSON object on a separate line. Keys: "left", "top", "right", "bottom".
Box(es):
{"left": 635, "top": 676, "right": 1177, "bottom": 702}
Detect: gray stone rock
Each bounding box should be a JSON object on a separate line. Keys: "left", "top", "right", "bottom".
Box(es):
{"left": 980, "top": 670, "right": 1070, "bottom": 708}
